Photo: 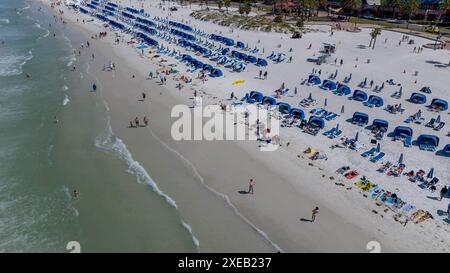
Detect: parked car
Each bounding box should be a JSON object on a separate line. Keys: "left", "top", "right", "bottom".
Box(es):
{"left": 424, "top": 25, "right": 440, "bottom": 34}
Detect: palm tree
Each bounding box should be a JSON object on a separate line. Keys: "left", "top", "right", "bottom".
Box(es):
{"left": 384, "top": 0, "right": 403, "bottom": 19}
{"left": 217, "top": 0, "right": 224, "bottom": 10}
{"left": 341, "top": 0, "right": 362, "bottom": 17}
{"left": 224, "top": 0, "right": 231, "bottom": 12}
{"left": 437, "top": 0, "right": 450, "bottom": 23}
{"left": 402, "top": 0, "right": 420, "bottom": 29}
{"left": 369, "top": 28, "right": 382, "bottom": 50}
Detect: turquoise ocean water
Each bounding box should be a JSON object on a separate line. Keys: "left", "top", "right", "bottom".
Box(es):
{"left": 0, "top": 0, "right": 196, "bottom": 252}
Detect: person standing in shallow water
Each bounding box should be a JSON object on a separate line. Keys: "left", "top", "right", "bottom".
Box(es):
{"left": 248, "top": 179, "right": 255, "bottom": 194}
{"left": 311, "top": 207, "right": 319, "bottom": 222}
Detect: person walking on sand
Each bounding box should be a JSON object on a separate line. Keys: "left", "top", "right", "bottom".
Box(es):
{"left": 142, "top": 92, "right": 146, "bottom": 101}
{"left": 439, "top": 186, "right": 448, "bottom": 201}
{"left": 263, "top": 71, "right": 267, "bottom": 80}
{"left": 311, "top": 207, "right": 319, "bottom": 222}
{"left": 248, "top": 179, "right": 255, "bottom": 194}
{"left": 73, "top": 190, "right": 79, "bottom": 199}
{"left": 259, "top": 70, "right": 262, "bottom": 79}
{"left": 134, "top": 117, "right": 140, "bottom": 127}
{"left": 143, "top": 116, "right": 149, "bottom": 126}
{"left": 92, "top": 83, "right": 97, "bottom": 92}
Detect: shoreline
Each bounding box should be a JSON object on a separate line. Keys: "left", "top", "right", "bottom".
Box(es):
{"left": 38, "top": 0, "right": 449, "bottom": 252}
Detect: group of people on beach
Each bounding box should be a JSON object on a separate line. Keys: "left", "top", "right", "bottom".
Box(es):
{"left": 129, "top": 116, "right": 149, "bottom": 128}
{"left": 258, "top": 70, "right": 268, "bottom": 80}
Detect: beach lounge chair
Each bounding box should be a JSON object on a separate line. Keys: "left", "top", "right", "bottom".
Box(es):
{"left": 361, "top": 148, "right": 377, "bottom": 158}
{"left": 330, "top": 129, "right": 342, "bottom": 139}
{"left": 425, "top": 118, "right": 436, "bottom": 128}
{"left": 434, "top": 122, "right": 445, "bottom": 131}
{"left": 370, "top": 152, "right": 385, "bottom": 163}
{"left": 323, "top": 128, "right": 335, "bottom": 137}
{"left": 370, "top": 187, "right": 382, "bottom": 198}
{"left": 325, "top": 113, "right": 338, "bottom": 121}
{"left": 336, "top": 166, "right": 350, "bottom": 174}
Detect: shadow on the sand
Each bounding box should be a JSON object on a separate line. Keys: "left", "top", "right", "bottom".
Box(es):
{"left": 436, "top": 209, "right": 448, "bottom": 217}
{"left": 238, "top": 190, "right": 250, "bottom": 195}
{"left": 299, "top": 218, "right": 312, "bottom": 222}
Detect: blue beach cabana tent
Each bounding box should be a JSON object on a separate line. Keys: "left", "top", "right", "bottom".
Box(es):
{"left": 246, "top": 55, "right": 258, "bottom": 63}
{"left": 441, "top": 144, "right": 450, "bottom": 156}
{"left": 209, "top": 68, "right": 223, "bottom": 78}
{"left": 409, "top": 92, "right": 427, "bottom": 104}
{"left": 221, "top": 48, "right": 230, "bottom": 55}
{"left": 126, "top": 7, "right": 139, "bottom": 14}
{"left": 416, "top": 134, "right": 440, "bottom": 150}
{"left": 321, "top": 80, "right": 337, "bottom": 90}
{"left": 430, "top": 98, "right": 448, "bottom": 111}
{"left": 224, "top": 38, "right": 235, "bottom": 46}
{"left": 103, "top": 10, "right": 114, "bottom": 16}
{"left": 393, "top": 126, "right": 413, "bottom": 139}
{"left": 248, "top": 91, "right": 264, "bottom": 103}
{"left": 367, "top": 95, "right": 384, "bottom": 107}
{"left": 96, "top": 14, "right": 108, "bottom": 22}
{"left": 202, "top": 64, "right": 214, "bottom": 71}
{"left": 335, "top": 84, "right": 351, "bottom": 96}
{"left": 182, "top": 54, "right": 193, "bottom": 62}
{"left": 277, "top": 102, "right": 292, "bottom": 114}
{"left": 307, "top": 116, "right": 325, "bottom": 129}
{"left": 256, "top": 58, "right": 268, "bottom": 67}
{"left": 236, "top": 41, "right": 245, "bottom": 49}
{"left": 351, "top": 90, "right": 368, "bottom": 101}
{"left": 104, "top": 5, "right": 116, "bottom": 12}
{"left": 79, "top": 7, "right": 89, "bottom": 14}
{"left": 371, "top": 119, "right": 389, "bottom": 131}
{"left": 308, "top": 75, "right": 321, "bottom": 85}
{"left": 262, "top": 96, "right": 277, "bottom": 106}
{"left": 290, "top": 108, "right": 305, "bottom": 120}
{"left": 351, "top": 112, "right": 369, "bottom": 125}
{"left": 86, "top": 3, "right": 96, "bottom": 9}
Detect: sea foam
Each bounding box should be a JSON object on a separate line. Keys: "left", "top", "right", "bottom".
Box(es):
{"left": 95, "top": 98, "right": 200, "bottom": 250}
{"left": 0, "top": 51, "right": 33, "bottom": 77}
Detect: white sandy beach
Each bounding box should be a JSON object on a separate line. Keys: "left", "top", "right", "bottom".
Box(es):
{"left": 40, "top": 0, "right": 450, "bottom": 252}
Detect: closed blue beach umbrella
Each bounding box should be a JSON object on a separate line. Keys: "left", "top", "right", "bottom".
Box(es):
{"left": 427, "top": 168, "right": 434, "bottom": 179}
{"left": 398, "top": 153, "right": 404, "bottom": 165}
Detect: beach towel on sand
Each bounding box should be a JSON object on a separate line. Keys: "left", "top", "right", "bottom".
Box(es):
{"left": 355, "top": 180, "right": 377, "bottom": 191}
{"left": 232, "top": 79, "right": 245, "bottom": 85}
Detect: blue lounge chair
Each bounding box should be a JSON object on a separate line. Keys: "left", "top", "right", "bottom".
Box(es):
{"left": 330, "top": 129, "right": 342, "bottom": 139}
{"left": 370, "top": 152, "right": 385, "bottom": 163}
{"left": 323, "top": 128, "right": 335, "bottom": 137}
{"left": 361, "top": 148, "right": 377, "bottom": 158}
{"left": 325, "top": 113, "right": 338, "bottom": 121}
